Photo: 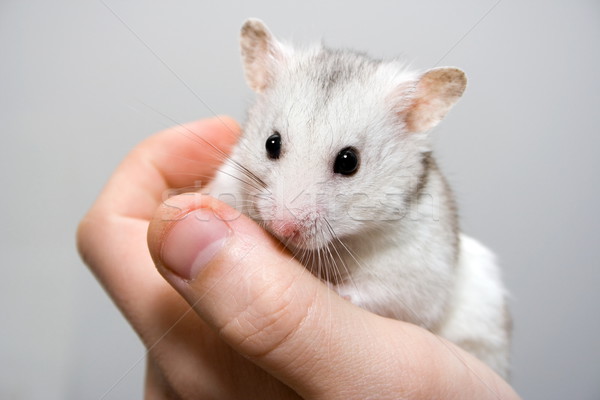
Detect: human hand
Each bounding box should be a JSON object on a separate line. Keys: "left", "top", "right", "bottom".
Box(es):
{"left": 77, "top": 117, "right": 520, "bottom": 399}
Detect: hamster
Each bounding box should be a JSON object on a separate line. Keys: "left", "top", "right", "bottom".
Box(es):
{"left": 207, "top": 18, "right": 511, "bottom": 378}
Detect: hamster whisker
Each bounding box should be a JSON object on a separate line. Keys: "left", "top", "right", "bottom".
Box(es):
{"left": 134, "top": 101, "right": 269, "bottom": 192}
{"left": 216, "top": 164, "right": 265, "bottom": 193}
{"left": 323, "top": 219, "right": 360, "bottom": 291}
{"left": 223, "top": 157, "right": 269, "bottom": 191}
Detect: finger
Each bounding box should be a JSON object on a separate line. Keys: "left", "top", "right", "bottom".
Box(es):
{"left": 96, "top": 115, "right": 240, "bottom": 221}
{"left": 77, "top": 117, "right": 240, "bottom": 337}
{"left": 148, "top": 194, "right": 426, "bottom": 399}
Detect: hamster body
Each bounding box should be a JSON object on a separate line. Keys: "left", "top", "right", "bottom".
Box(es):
{"left": 208, "top": 19, "right": 511, "bottom": 377}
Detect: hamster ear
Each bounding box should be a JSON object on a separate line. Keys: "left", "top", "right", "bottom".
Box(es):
{"left": 402, "top": 67, "right": 467, "bottom": 133}
{"left": 240, "top": 18, "right": 287, "bottom": 93}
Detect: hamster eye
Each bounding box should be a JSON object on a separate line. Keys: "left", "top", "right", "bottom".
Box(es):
{"left": 265, "top": 132, "right": 281, "bottom": 160}
{"left": 334, "top": 147, "right": 359, "bottom": 176}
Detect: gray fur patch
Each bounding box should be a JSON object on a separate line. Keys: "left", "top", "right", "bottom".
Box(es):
{"left": 306, "top": 48, "right": 381, "bottom": 102}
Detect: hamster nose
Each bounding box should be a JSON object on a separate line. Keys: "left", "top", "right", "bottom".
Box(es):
{"left": 272, "top": 218, "right": 300, "bottom": 239}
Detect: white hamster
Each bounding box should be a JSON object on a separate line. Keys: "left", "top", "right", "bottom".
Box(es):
{"left": 208, "top": 18, "right": 511, "bottom": 378}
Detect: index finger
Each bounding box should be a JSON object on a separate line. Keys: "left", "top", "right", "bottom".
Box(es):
{"left": 96, "top": 116, "right": 241, "bottom": 221}
{"left": 77, "top": 116, "right": 240, "bottom": 328}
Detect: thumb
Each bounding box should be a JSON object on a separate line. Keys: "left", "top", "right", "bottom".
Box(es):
{"left": 147, "top": 194, "right": 375, "bottom": 399}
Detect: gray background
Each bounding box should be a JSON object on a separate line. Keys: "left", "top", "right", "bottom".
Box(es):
{"left": 1, "top": 0, "right": 598, "bottom": 399}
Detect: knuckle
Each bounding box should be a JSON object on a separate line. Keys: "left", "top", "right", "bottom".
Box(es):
{"left": 75, "top": 211, "right": 107, "bottom": 270}
{"left": 219, "top": 275, "right": 314, "bottom": 360}
{"left": 76, "top": 214, "right": 95, "bottom": 266}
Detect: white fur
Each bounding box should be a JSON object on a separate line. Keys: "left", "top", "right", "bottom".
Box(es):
{"left": 436, "top": 234, "right": 511, "bottom": 377}
{"left": 206, "top": 19, "right": 511, "bottom": 378}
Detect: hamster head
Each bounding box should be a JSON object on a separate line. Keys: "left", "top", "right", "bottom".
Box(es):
{"left": 233, "top": 19, "right": 466, "bottom": 252}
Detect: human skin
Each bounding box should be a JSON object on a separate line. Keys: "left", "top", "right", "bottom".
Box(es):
{"left": 77, "top": 116, "right": 521, "bottom": 400}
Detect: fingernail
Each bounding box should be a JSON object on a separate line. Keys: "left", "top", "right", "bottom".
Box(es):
{"left": 161, "top": 209, "right": 230, "bottom": 280}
